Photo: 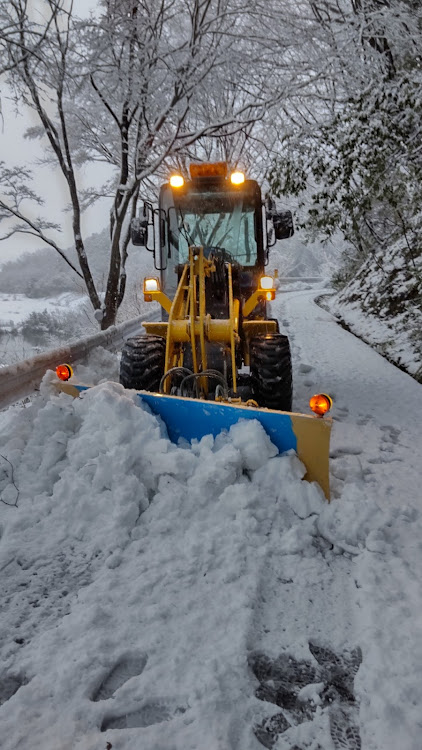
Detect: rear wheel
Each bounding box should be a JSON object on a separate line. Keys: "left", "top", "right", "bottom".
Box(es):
{"left": 250, "top": 333, "right": 293, "bottom": 411}
{"left": 120, "top": 335, "right": 166, "bottom": 391}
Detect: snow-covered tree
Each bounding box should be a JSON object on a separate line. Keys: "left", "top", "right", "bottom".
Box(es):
{"left": 268, "top": 0, "right": 422, "bottom": 285}
{"left": 0, "top": 0, "right": 280, "bottom": 328}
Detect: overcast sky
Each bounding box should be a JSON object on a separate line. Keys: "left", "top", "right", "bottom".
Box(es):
{"left": 0, "top": 0, "right": 107, "bottom": 266}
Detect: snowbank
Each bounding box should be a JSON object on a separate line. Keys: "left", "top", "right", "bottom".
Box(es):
{"left": 0, "top": 380, "right": 328, "bottom": 749}
{"left": 324, "top": 237, "right": 422, "bottom": 382}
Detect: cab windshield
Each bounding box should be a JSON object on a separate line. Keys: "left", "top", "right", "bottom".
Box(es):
{"left": 168, "top": 189, "right": 258, "bottom": 266}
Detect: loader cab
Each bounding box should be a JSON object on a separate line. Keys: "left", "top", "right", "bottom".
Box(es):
{"left": 158, "top": 168, "right": 265, "bottom": 300}
{"left": 132, "top": 163, "right": 294, "bottom": 316}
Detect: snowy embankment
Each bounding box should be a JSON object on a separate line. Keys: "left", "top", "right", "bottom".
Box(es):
{"left": 0, "top": 292, "right": 91, "bottom": 367}
{"left": 321, "top": 237, "right": 422, "bottom": 383}
{"left": 0, "top": 288, "right": 421, "bottom": 750}
{"left": 0, "top": 249, "right": 155, "bottom": 367}
{"left": 0, "top": 292, "right": 85, "bottom": 327}
{"left": 323, "top": 292, "right": 422, "bottom": 383}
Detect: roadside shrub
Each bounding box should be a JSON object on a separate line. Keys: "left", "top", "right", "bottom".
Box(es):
{"left": 21, "top": 310, "right": 79, "bottom": 345}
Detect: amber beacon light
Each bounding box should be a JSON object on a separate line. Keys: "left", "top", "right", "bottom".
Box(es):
{"left": 56, "top": 364, "right": 73, "bottom": 381}
{"left": 309, "top": 393, "right": 333, "bottom": 417}
{"left": 189, "top": 162, "right": 227, "bottom": 179}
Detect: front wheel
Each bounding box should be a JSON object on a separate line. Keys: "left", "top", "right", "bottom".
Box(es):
{"left": 120, "top": 334, "right": 166, "bottom": 391}
{"left": 250, "top": 333, "right": 293, "bottom": 411}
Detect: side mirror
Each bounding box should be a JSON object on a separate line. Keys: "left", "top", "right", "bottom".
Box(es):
{"left": 131, "top": 217, "right": 148, "bottom": 246}
{"left": 273, "top": 210, "right": 294, "bottom": 240}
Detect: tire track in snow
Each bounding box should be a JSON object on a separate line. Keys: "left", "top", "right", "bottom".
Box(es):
{"left": 242, "top": 514, "right": 362, "bottom": 750}
{"left": 265, "top": 286, "right": 422, "bottom": 750}
{"left": 230, "top": 288, "right": 368, "bottom": 749}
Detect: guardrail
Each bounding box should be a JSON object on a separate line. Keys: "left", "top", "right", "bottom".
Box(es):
{"left": 277, "top": 277, "right": 324, "bottom": 284}
{"left": 0, "top": 314, "right": 145, "bottom": 411}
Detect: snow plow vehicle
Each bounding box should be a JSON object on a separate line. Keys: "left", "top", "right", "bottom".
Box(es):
{"left": 57, "top": 162, "right": 332, "bottom": 498}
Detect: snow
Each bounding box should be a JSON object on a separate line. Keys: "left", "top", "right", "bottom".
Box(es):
{"left": 0, "top": 292, "right": 85, "bottom": 327}
{"left": 0, "top": 292, "right": 93, "bottom": 367}
{"left": 320, "top": 235, "right": 422, "bottom": 383}
{"left": 324, "top": 294, "right": 421, "bottom": 381}
{"left": 1, "top": 288, "right": 422, "bottom": 749}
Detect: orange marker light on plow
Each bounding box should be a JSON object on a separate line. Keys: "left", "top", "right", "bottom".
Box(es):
{"left": 56, "top": 364, "right": 73, "bottom": 381}
{"left": 309, "top": 393, "right": 332, "bottom": 417}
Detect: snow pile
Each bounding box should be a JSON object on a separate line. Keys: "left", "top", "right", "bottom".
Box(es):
{"left": 355, "top": 506, "right": 422, "bottom": 750}
{"left": 0, "top": 380, "right": 331, "bottom": 750}
{"left": 72, "top": 346, "right": 121, "bottom": 385}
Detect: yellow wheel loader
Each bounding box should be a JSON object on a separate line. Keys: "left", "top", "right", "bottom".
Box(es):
{"left": 121, "top": 162, "right": 332, "bottom": 497}
{"left": 122, "top": 162, "right": 293, "bottom": 404}
{"left": 56, "top": 162, "right": 332, "bottom": 497}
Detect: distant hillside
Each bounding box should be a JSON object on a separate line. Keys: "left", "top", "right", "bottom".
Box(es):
{"left": 0, "top": 229, "right": 112, "bottom": 297}
{"left": 325, "top": 239, "right": 422, "bottom": 382}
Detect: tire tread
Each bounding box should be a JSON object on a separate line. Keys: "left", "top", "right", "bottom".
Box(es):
{"left": 119, "top": 335, "right": 165, "bottom": 391}
{"left": 250, "top": 334, "right": 293, "bottom": 411}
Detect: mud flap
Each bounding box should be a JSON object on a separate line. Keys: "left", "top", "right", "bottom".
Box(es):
{"left": 57, "top": 383, "right": 332, "bottom": 500}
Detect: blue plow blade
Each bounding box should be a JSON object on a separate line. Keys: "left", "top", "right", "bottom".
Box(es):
{"left": 61, "top": 384, "right": 332, "bottom": 500}
{"left": 137, "top": 391, "right": 298, "bottom": 454}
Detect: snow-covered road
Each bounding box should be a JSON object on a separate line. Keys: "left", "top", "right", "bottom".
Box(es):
{"left": 0, "top": 289, "right": 421, "bottom": 750}
{"left": 281, "top": 289, "right": 421, "bottom": 502}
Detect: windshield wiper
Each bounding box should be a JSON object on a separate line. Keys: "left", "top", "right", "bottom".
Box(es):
{"left": 177, "top": 207, "right": 195, "bottom": 246}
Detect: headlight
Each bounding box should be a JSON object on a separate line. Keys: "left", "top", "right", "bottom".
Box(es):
{"left": 230, "top": 171, "right": 245, "bottom": 185}
{"left": 144, "top": 278, "right": 160, "bottom": 292}
{"left": 260, "top": 276, "right": 274, "bottom": 290}
{"left": 169, "top": 174, "right": 184, "bottom": 188}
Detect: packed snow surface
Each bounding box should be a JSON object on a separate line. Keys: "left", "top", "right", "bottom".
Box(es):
{"left": 1, "top": 288, "right": 421, "bottom": 750}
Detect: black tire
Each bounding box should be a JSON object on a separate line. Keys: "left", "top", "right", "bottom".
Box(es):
{"left": 250, "top": 333, "right": 293, "bottom": 411}
{"left": 120, "top": 335, "right": 166, "bottom": 391}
